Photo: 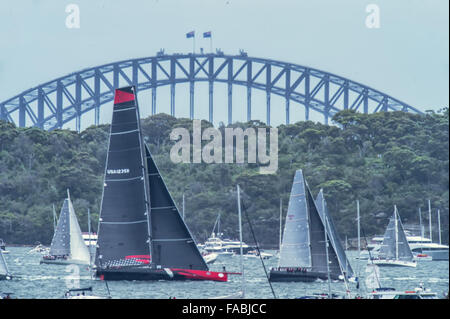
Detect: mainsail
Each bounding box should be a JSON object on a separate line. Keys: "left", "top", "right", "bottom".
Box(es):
{"left": 0, "top": 249, "right": 9, "bottom": 278}
{"left": 49, "top": 191, "right": 90, "bottom": 263}
{"left": 278, "top": 169, "right": 312, "bottom": 268}
{"left": 95, "top": 86, "right": 151, "bottom": 268}
{"left": 315, "top": 189, "right": 354, "bottom": 277}
{"left": 278, "top": 170, "right": 342, "bottom": 278}
{"left": 49, "top": 199, "right": 71, "bottom": 256}
{"left": 95, "top": 86, "right": 206, "bottom": 271}
{"left": 378, "top": 206, "right": 414, "bottom": 262}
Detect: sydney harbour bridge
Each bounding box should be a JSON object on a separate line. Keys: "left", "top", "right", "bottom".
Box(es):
{"left": 0, "top": 51, "right": 422, "bottom": 131}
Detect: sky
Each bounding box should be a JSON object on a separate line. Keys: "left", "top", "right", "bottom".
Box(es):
{"left": 0, "top": 0, "right": 448, "bottom": 129}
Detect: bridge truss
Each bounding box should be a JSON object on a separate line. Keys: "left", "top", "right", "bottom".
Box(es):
{"left": 0, "top": 51, "right": 422, "bottom": 131}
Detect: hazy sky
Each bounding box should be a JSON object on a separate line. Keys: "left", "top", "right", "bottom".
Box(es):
{"left": 0, "top": 0, "right": 448, "bottom": 128}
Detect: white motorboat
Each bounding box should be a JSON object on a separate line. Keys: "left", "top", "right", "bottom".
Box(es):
{"left": 202, "top": 233, "right": 251, "bottom": 254}
{"left": 63, "top": 287, "right": 109, "bottom": 299}
{"left": 367, "top": 287, "right": 437, "bottom": 299}
{"left": 202, "top": 252, "right": 219, "bottom": 264}
{"left": 242, "top": 250, "right": 273, "bottom": 259}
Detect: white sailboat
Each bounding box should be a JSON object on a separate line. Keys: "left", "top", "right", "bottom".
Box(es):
{"left": 370, "top": 205, "right": 417, "bottom": 268}
{"left": 41, "top": 190, "right": 91, "bottom": 265}
{"left": 0, "top": 248, "right": 11, "bottom": 280}
{"left": 270, "top": 170, "right": 354, "bottom": 282}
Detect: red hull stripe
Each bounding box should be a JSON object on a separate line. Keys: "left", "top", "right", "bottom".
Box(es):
{"left": 114, "top": 89, "right": 135, "bottom": 104}
{"left": 125, "top": 255, "right": 151, "bottom": 264}
{"left": 171, "top": 269, "right": 228, "bottom": 282}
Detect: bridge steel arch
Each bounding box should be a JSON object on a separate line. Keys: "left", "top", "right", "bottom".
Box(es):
{"left": 0, "top": 52, "right": 422, "bottom": 131}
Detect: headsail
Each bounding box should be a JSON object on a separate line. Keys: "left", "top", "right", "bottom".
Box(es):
{"left": 306, "top": 182, "right": 341, "bottom": 278}
{"left": 67, "top": 192, "right": 91, "bottom": 263}
{"left": 95, "top": 86, "right": 151, "bottom": 268}
{"left": 49, "top": 198, "right": 71, "bottom": 256}
{"left": 315, "top": 189, "right": 354, "bottom": 277}
{"left": 365, "top": 264, "right": 381, "bottom": 290}
{"left": 379, "top": 207, "right": 414, "bottom": 262}
{"left": 146, "top": 144, "right": 207, "bottom": 270}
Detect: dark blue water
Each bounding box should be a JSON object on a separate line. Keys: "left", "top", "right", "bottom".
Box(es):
{"left": 1, "top": 247, "right": 448, "bottom": 299}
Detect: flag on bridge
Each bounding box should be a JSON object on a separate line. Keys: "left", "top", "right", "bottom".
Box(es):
{"left": 203, "top": 31, "right": 211, "bottom": 38}
{"left": 186, "top": 31, "right": 195, "bottom": 38}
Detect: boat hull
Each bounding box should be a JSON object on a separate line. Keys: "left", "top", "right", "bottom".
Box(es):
{"left": 40, "top": 258, "right": 90, "bottom": 266}
{"left": 427, "top": 250, "right": 449, "bottom": 261}
{"left": 370, "top": 259, "right": 417, "bottom": 268}
{"left": 96, "top": 267, "right": 228, "bottom": 282}
{"left": 268, "top": 269, "right": 341, "bottom": 282}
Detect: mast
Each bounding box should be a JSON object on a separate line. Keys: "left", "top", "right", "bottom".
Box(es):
{"left": 218, "top": 213, "right": 221, "bottom": 238}
{"left": 279, "top": 198, "right": 282, "bottom": 253}
{"left": 428, "top": 200, "right": 432, "bottom": 242}
{"left": 419, "top": 207, "right": 424, "bottom": 253}
{"left": 182, "top": 193, "right": 185, "bottom": 220}
{"left": 237, "top": 185, "right": 245, "bottom": 297}
{"left": 437, "top": 209, "right": 441, "bottom": 245}
{"left": 88, "top": 208, "right": 92, "bottom": 266}
{"left": 394, "top": 205, "right": 399, "bottom": 260}
{"left": 419, "top": 207, "right": 424, "bottom": 238}
{"left": 323, "top": 204, "right": 332, "bottom": 299}
{"left": 357, "top": 200, "right": 360, "bottom": 261}
{"left": 52, "top": 204, "right": 57, "bottom": 231}
{"left": 135, "top": 87, "right": 153, "bottom": 265}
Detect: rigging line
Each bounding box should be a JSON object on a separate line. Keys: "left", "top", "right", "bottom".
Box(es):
{"left": 240, "top": 198, "right": 277, "bottom": 299}
{"left": 360, "top": 226, "right": 382, "bottom": 291}
{"left": 96, "top": 247, "right": 111, "bottom": 298}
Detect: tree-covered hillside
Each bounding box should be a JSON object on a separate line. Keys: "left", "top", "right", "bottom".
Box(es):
{"left": 0, "top": 109, "right": 448, "bottom": 247}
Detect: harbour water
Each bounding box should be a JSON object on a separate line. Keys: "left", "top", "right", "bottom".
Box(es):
{"left": 1, "top": 247, "right": 448, "bottom": 299}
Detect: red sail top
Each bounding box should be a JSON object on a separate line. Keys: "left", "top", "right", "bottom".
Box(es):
{"left": 114, "top": 88, "right": 135, "bottom": 104}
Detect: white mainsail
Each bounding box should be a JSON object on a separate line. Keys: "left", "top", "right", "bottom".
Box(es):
{"left": 0, "top": 249, "right": 9, "bottom": 277}
{"left": 278, "top": 170, "right": 312, "bottom": 268}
